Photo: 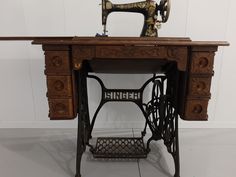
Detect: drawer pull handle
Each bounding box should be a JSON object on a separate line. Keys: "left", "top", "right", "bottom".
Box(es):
{"left": 51, "top": 56, "right": 62, "bottom": 67}
{"left": 54, "top": 103, "right": 67, "bottom": 114}
{"left": 192, "top": 104, "right": 203, "bottom": 114}
{"left": 196, "top": 81, "right": 206, "bottom": 92}
{"left": 53, "top": 80, "right": 64, "bottom": 91}
{"left": 198, "top": 57, "right": 209, "bottom": 68}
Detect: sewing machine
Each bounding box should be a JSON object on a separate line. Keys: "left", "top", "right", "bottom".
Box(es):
{"left": 101, "top": 0, "right": 170, "bottom": 36}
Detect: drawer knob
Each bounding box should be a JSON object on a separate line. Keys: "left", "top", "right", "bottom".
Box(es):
{"left": 196, "top": 81, "right": 206, "bottom": 92}
{"left": 51, "top": 56, "right": 62, "bottom": 67}
{"left": 54, "top": 103, "right": 67, "bottom": 114}
{"left": 53, "top": 80, "right": 64, "bottom": 91}
{"left": 192, "top": 104, "right": 203, "bottom": 114}
{"left": 198, "top": 57, "right": 209, "bottom": 68}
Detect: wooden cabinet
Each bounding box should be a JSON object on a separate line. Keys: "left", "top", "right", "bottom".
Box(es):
{"left": 44, "top": 48, "right": 77, "bottom": 120}
{"left": 33, "top": 37, "right": 228, "bottom": 121}
{"left": 182, "top": 47, "right": 217, "bottom": 120}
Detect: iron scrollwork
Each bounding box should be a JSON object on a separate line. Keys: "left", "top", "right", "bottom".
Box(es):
{"left": 144, "top": 74, "right": 180, "bottom": 177}
{"left": 76, "top": 64, "right": 180, "bottom": 177}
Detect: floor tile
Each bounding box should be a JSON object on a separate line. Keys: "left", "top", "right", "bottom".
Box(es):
{"left": 133, "top": 128, "right": 236, "bottom": 177}
{"left": 0, "top": 129, "right": 140, "bottom": 177}
{"left": 0, "top": 129, "right": 236, "bottom": 177}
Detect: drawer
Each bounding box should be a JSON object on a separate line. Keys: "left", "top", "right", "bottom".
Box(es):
{"left": 96, "top": 46, "right": 167, "bottom": 58}
{"left": 45, "top": 51, "right": 71, "bottom": 74}
{"left": 47, "top": 76, "right": 72, "bottom": 97}
{"left": 48, "top": 98, "right": 75, "bottom": 119}
{"left": 184, "top": 99, "right": 209, "bottom": 120}
{"left": 95, "top": 46, "right": 188, "bottom": 71}
{"left": 188, "top": 76, "right": 212, "bottom": 97}
{"left": 191, "top": 52, "right": 215, "bottom": 74}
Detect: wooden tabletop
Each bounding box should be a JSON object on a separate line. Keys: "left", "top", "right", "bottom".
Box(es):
{"left": 0, "top": 36, "right": 229, "bottom": 46}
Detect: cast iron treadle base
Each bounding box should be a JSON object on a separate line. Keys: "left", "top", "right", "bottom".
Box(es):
{"left": 91, "top": 137, "right": 147, "bottom": 158}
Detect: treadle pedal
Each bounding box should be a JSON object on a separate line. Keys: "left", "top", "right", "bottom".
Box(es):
{"left": 91, "top": 137, "right": 147, "bottom": 158}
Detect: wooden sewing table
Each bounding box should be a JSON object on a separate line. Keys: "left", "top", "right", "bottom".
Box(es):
{"left": 0, "top": 36, "right": 229, "bottom": 177}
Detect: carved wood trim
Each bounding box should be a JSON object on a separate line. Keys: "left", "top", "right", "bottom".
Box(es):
{"left": 95, "top": 46, "right": 187, "bottom": 71}
{"left": 95, "top": 46, "right": 166, "bottom": 58}
{"left": 166, "top": 47, "right": 187, "bottom": 71}
{"left": 72, "top": 46, "right": 95, "bottom": 69}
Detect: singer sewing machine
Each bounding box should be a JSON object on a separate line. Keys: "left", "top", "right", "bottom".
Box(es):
{"left": 0, "top": 0, "right": 229, "bottom": 177}
{"left": 101, "top": 0, "right": 170, "bottom": 36}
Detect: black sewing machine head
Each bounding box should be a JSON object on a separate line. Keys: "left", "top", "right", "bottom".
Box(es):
{"left": 101, "top": 0, "right": 171, "bottom": 37}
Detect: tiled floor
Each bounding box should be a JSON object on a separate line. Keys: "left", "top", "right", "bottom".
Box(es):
{"left": 0, "top": 128, "right": 235, "bottom": 177}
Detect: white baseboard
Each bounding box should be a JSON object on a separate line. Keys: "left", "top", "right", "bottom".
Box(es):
{"left": 1, "top": 120, "right": 236, "bottom": 129}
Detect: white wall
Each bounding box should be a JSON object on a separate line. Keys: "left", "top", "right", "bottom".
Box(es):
{"left": 0, "top": 0, "right": 235, "bottom": 128}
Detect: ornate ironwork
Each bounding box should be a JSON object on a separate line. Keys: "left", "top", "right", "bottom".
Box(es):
{"left": 75, "top": 63, "right": 180, "bottom": 177}
{"left": 87, "top": 74, "right": 159, "bottom": 140}
{"left": 75, "top": 64, "right": 91, "bottom": 177}
{"left": 144, "top": 74, "right": 180, "bottom": 177}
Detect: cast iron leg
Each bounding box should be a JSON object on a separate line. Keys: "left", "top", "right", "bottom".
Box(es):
{"left": 75, "top": 116, "right": 83, "bottom": 177}
{"left": 83, "top": 75, "right": 91, "bottom": 142}
{"left": 146, "top": 136, "right": 155, "bottom": 152}
{"left": 173, "top": 114, "right": 180, "bottom": 177}
{"left": 75, "top": 69, "right": 87, "bottom": 177}
{"left": 88, "top": 102, "right": 104, "bottom": 139}
{"left": 144, "top": 68, "right": 181, "bottom": 177}
{"left": 141, "top": 120, "right": 148, "bottom": 137}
